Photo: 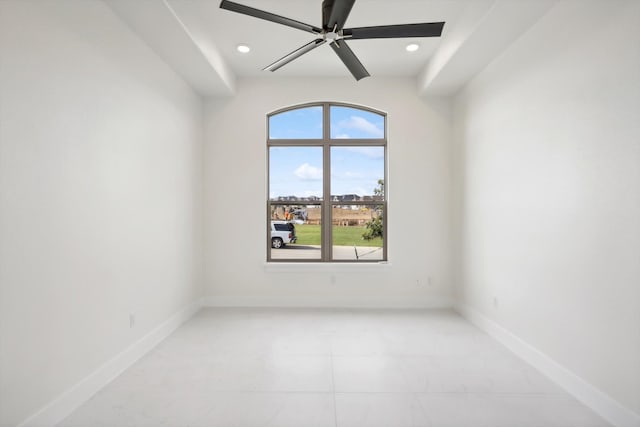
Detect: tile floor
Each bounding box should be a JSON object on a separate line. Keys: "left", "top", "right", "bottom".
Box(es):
{"left": 59, "top": 308, "right": 611, "bottom": 427}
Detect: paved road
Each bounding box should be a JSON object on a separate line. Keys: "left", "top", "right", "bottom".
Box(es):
{"left": 271, "top": 244, "right": 383, "bottom": 261}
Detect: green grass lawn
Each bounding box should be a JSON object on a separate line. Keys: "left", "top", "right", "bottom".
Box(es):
{"left": 294, "top": 224, "right": 382, "bottom": 247}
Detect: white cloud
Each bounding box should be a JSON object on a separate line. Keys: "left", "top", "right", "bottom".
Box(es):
{"left": 336, "top": 133, "right": 351, "bottom": 139}
{"left": 338, "top": 116, "right": 384, "bottom": 138}
{"left": 344, "top": 146, "right": 385, "bottom": 159}
{"left": 294, "top": 163, "right": 322, "bottom": 180}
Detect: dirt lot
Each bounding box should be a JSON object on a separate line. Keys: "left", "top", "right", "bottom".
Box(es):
{"left": 305, "top": 206, "right": 379, "bottom": 226}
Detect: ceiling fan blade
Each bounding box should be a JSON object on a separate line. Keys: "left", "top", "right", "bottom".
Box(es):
{"left": 322, "top": 0, "right": 356, "bottom": 31}
{"left": 220, "top": 0, "right": 322, "bottom": 34}
{"left": 330, "top": 39, "right": 370, "bottom": 81}
{"left": 343, "top": 22, "right": 445, "bottom": 39}
{"left": 264, "top": 39, "right": 327, "bottom": 72}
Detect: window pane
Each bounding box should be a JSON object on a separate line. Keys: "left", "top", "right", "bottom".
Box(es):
{"left": 331, "top": 146, "right": 384, "bottom": 200}
{"left": 330, "top": 106, "right": 384, "bottom": 139}
{"left": 270, "top": 147, "right": 323, "bottom": 202}
{"left": 270, "top": 204, "right": 321, "bottom": 260}
{"left": 332, "top": 205, "right": 383, "bottom": 261}
{"left": 269, "top": 106, "right": 323, "bottom": 139}
{"left": 267, "top": 103, "right": 387, "bottom": 263}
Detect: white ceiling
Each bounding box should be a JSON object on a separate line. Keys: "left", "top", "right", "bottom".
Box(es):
{"left": 167, "top": 0, "right": 467, "bottom": 78}
{"left": 105, "top": 0, "right": 557, "bottom": 96}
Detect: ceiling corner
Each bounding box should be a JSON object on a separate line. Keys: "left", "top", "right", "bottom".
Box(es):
{"left": 104, "top": 0, "right": 236, "bottom": 97}
{"left": 418, "top": 0, "right": 557, "bottom": 97}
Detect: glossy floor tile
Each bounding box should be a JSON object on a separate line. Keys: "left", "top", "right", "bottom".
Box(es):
{"left": 59, "top": 308, "right": 611, "bottom": 427}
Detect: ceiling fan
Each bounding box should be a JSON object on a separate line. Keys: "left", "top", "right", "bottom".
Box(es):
{"left": 219, "top": 0, "right": 445, "bottom": 81}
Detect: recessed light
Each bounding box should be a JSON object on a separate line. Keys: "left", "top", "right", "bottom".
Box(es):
{"left": 237, "top": 44, "right": 251, "bottom": 53}
{"left": 405, "top": 43, "right": 419, "bottom": 52}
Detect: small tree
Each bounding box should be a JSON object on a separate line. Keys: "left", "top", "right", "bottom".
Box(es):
{"left": 373, "top": 179, "right": 384, "bottom": 197}
{"left": 362, "top": 215, "right": 383, "bottom": 240}
{"left": 362, "top": 180, "right": 384, "bottom": 240}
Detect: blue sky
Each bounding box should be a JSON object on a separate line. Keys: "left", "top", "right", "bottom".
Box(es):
{"left": 269, "top": 106, "right": 384, "bottom": 199}
{"left": 269, "top": 106, "right": 385, "bottom": 140}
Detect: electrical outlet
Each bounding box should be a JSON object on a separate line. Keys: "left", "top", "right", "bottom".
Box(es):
{"left": 493, "top": 297, "right": 498, "bottom": 309}
{"left": 129, "top": 313, "right": 136, "bottom": 328}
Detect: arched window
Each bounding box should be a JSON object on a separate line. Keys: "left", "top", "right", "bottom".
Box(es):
{"left": 267, "top": 102, "right": 387, "bottom": 262}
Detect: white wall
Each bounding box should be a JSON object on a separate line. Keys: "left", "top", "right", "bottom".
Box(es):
{"left": 0, "top": 1, "right": 204, "bottom": 425}
{"left": 453, "top": 0, "right": 640, "bottom": 418}
{"left": 204, "top": 77, "right": 453, "bottom": 307}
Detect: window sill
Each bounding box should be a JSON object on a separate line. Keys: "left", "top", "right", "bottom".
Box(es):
{"left": 263, "top": 261, "right": 392, "bottom": 273}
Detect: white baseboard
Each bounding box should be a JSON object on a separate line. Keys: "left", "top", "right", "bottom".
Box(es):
{"left": 17, "top": 300, "right": 203, "bottom": 427}
{"left": 201, "top": 294, "right": 454, "bottom": 309}
{"left": 455, "top": 303, "right": 640, "bottom": 427}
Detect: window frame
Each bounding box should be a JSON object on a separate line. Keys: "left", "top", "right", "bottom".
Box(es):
{"left": 267, "top": 102, "right": 387, "bottom": 263}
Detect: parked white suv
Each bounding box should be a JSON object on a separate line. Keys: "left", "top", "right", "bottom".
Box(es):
{"left": 270, "top": 221, "right": 297, "bottom": 248}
